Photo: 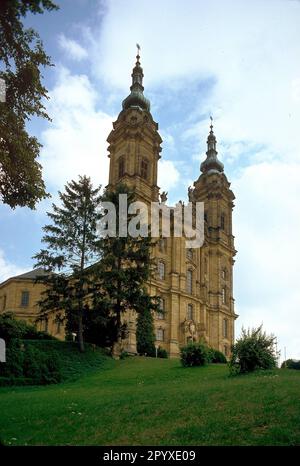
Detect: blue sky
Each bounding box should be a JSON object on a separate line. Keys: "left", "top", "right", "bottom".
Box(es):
{"left": 1, "top": 0, "right": 300, "bottom": 360}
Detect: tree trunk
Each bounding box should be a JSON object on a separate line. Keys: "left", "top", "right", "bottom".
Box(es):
{"left": 78, "top": 313, "right": 85, "bottom": 353}
{"left": 78, "top": 198, "right": 87, "bottom": 353}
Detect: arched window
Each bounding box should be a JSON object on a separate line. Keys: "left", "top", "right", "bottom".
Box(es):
{"left": 158, "top": 238, "right": 167, "bottom": 253}
{"left": 220, "top": 213, "right": 226, "bottom": 230}
{"left": 221, "top": 268, "right": 227, "bottom": 280}
{"left": 158, "top": 261, "right": 165, "bottom": 280}
{"left": 141, "top": 159, "right": 149, "bottom": 180}
{"left": 224, "top": 344, "right": 228, "bottom": 357}
{"left": 21, "top": 290, "right": 29, "bottom": 307}
{"left": 118, "top": 157, "right": 125, "bottom": 178}
{"left": 156, "top": 328, "right": 164, "bottom": 341}
{"left": 223, "top": 318, "right": 228, "bottom": 338}
{"left": 187, "top": 303, "right": 193, "bottom": 321}
{"left": 222, "top": 287, "right": 226, "bottom": 304}
{"left": 157, "top": 298, "right": 165, "bottom": 319}
{"left": 56, "top": 320, "right": 61, "bottom": 334}
{"left": 2, "top": 295, "right": 6, "bottom": 311}
{"left": 186, "top": 269, "right": 193, "bottom": 294}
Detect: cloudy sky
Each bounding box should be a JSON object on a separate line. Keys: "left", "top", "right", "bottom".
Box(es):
{"left": 1, "top": 0, "right": 300, "bottom": 360}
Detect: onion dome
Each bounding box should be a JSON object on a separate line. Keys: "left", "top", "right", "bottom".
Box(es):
{"left": 200, "top": 117, "right": 224, "bottom": 174}
{"left": 122, "top": 46, "right": 150, "bottom": 112}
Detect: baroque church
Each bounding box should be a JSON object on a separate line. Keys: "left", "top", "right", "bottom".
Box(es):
{"left": 0, "top": 52, "right": 238, "bottom": 358}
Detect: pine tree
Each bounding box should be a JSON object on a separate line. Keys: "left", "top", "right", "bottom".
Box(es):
{"left": 34, "top": 175, "right": 102, "bottom": 352}
{"left": 95, "top": 184, "right": 159, "bottom": 356}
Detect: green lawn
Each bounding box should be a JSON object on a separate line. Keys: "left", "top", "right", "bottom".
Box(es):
{"left": 1, "top": 356, "right": 300, "bottom": 446}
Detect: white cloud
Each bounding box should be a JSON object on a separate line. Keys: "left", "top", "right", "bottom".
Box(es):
{"left": 87, "top": 0, "right": 300, "bottom": 358}
{"left": 58, "top": 34, "right": 88, "bottom": 61}
{"left": 4, "top": 0, "right": 300, "bottom": 360}
{"left": 158, "top": 159, "right": 180, "bottom": 194}
{"left": 92, "top": 0, "right": 300, "bottom": 165}
{"left": 0, "top": 250, "right": 27, "bottom": 283}
{"left": 41, "top": 66, "right": 114, "bottom": 191}
{"left": 233, "top": 161, "right": 300, "bottom": 359}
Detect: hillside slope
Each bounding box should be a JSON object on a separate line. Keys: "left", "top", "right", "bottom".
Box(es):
{"left": 0, "top": 357, "right": 300, "bottom": 446}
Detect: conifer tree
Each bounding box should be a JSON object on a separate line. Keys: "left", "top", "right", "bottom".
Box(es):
{"left": 34, "top": 175, "right": 102, "bottom": 352}
{"left": 136, "top": 308, "right": 156, "bottom": 357}
{"left": 95, "top": 184, "right": 159, "bottom": 356}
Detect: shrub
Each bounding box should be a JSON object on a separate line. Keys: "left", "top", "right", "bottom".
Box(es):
{"left": 281, "top": 359, "right": 300, "bottom": 370}
{"left": 0, "top": 377, "right": 36, "bottom": 387}
{"left": 229, "top": 325, "right": 277, "bottom": 375}
{"left": 0, "top": 339, "right": 24, "bottom": 377}
{"left": 23, "top": 326, "right": 56, "bottom": 340}
{"left": 180, "top": 342, "right": 211, "bottom": 367}
{"left": 120, "top": 350, "right": 129, "bottom": 360}
{"left": 210, "top": 349, "right": 227, "bottom": 363}
{"left": 0, "top": 340, "right": 61, "bottom": 385}
{"left": 157, "top": 346, "right": 168, "bottom": 359}
{"left": 0, "top": 313, "right": 55, "bottom": 343}
{"left": 0, "top": 313, "right": 28, "bottom": 343}
{"left": 23, "top": 344, "right": 61, "bottom": 384}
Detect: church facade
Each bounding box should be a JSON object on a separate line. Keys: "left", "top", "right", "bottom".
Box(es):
{"left": 0, "top": 52, "right": 238, "bottom": 357}
{"left": 107, "top": 53, "right": 238, "bottom": 358}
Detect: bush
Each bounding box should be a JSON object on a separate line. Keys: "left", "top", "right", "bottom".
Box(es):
{"left": 0, "top": 312, "right": 55, "bottom": 343}
{"left": 0, "top": 376, "right": 36, "bottom": 387}
{"left": 180, "top": 342, "right": 211, "bottom": 367}
{"left": 210, "top": 349, "right": 227, "bottom": 364}
{"left": 0, "top": 339, "right": 24, "bottom": 377}
{"left": 157, "top": 346, "right": 168, "bottom": 359}
{"left": 0, "top": 314, "right": 28, "bottom": 343}
{"left": 0, "top": 340, "right": 61, "bottom": 385}
{"left": 120, "top": 350, "right": 129, "bottom": 360}
{"left": 281, "top": 359, "right": 300, "bottom": 370}
{"left": 229, "top": 325, "right": 277, "bottom": 375}
{"left": 23, "top": 344, "right": 61, "bottom": 384}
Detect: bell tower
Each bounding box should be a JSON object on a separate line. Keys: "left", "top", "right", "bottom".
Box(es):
{"left": 107, "top": 48, "right": 162, "bottom": 205}
{"left": 191, "top": 119, "right": 238, "bottom": 355}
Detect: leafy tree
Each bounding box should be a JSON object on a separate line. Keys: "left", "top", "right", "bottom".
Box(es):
{"left": 95, "top": 184, "right": 159, "bottom": 356}
{"left": 0, "top": 0, "right": 58, "bottom": 209}
{"left": 136, "top": 308, "right": 156, "bottom": 357}
{"left": 229, "top": 325, "right": 277, "bottom": 374}
{"left": 34, "top": 176, "right": 102, "bottom": 352}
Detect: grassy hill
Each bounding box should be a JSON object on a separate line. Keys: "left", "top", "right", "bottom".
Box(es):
{"left": 22, "top": 340, "right": 110, "bottom": 382}
{"left": 0, "top": 356, "right": 300, "bottom": 446}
